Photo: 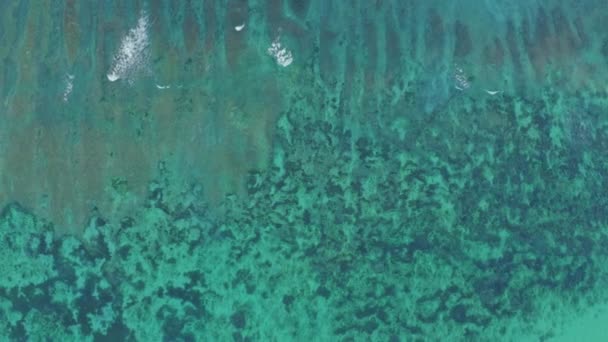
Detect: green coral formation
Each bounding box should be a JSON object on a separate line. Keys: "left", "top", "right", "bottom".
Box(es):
{"left": 2, "top": 84, "right": 608, "bottom": 339}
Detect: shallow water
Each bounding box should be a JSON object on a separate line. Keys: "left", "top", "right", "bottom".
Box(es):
{"left": 1, "top": 0, "right": 608, "bottom": 340}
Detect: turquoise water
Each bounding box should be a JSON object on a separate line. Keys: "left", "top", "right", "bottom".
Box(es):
{"left": 1, "top": 0, "right": 608, "bottom": 340}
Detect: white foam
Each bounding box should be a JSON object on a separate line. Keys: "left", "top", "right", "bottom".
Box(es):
{"left": 485, "top": 89, "right": 502, "bottom": 95}
{"left": 235, "top": 24, "right": 245, "bottom": 32}
{"left": 453, "top": 65, "right": 470, "bottom": 91}
{"left": 63, "top": 74, "right": 75, "bottom": 102}
{"left": 107, "top": 12, "right": 150, "bottom": 83}
{"left": 267, "top": 37, "right": 293, "bottom": 67}
{"left": 107, "top": 73, "right": 119, "bottom": 82}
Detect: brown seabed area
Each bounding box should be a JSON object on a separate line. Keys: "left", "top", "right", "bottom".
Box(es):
{"left": 1, "top": 0, "right": 607, "bottom": 235}
{"left": 0, "top": 0, "right": 287, "bottom": 235}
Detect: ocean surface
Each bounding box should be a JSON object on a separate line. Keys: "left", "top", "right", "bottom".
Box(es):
{"left": 1, "top": 0, "right": 608, "bottom": 340}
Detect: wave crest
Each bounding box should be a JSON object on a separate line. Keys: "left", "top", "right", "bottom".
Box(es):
{"left": 107, "top": 12, "right": 150, "bottom": 83}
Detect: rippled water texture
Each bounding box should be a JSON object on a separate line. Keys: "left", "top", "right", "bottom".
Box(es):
{"left": 1, "top": 0, "right": 608, "bottom": 340}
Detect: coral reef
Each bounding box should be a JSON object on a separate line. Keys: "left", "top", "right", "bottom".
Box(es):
{"left": 1, "top": 0, "right": 608, "bottom": 340}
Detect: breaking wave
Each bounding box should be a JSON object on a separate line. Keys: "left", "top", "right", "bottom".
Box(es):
{"left": 107, "top": 12, "right": 150, "bottom": 83}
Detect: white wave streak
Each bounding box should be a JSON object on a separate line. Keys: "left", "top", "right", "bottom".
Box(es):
{"left": 267, "top": 37, "right": 293, "bottom": 67}
{"left": 107, "top": 12, "right": 150, "bottom": 82}
{"left": 63, "top": 74, "right": 75, "bottom": 102}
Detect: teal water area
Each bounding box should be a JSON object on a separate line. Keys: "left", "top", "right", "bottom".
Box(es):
{"left": 1, "top": 0, "right": 608, "bottom": 340}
